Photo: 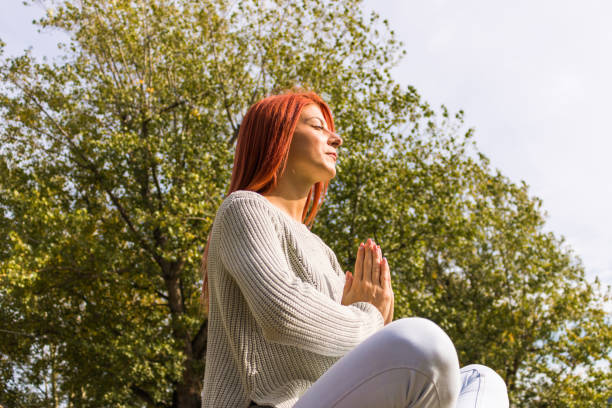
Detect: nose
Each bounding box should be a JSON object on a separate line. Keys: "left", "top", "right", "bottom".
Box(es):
{"left": 325, "top": 129, "right": 343, "bottom": 148}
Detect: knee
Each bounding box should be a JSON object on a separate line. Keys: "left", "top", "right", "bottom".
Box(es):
{"left": 385, "top": 318, "right": 459, "bottom": 375}
{"left": 461, "top": 364, "right": 508, "bottom": 397}
{"left": 379, "top": 318, "right": 460, "bottom": 402}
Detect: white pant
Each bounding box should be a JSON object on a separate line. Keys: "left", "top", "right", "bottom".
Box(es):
{"left": 294, "top": 318, "right": 509, "bottom": 408}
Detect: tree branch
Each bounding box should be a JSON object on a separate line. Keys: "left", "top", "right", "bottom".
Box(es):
{"left": 208, "top": 30, "right": 238, "bottom": 140}
{"left": 130, "top": 385, "right": 169, "bottom": 408}
{"left": 191, "top": 319, "right": 208, "bottom": 360}
{"left": 12, "top": 78, "right": 164, "bottom": 268}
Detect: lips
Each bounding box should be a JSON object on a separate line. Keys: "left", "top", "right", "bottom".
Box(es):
{"left": 326, "top": 153, "right": 337, "bottom": 161}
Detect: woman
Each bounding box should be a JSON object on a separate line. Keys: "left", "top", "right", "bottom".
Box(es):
{"left": 201, "top": 90, "right": 509, "bottom": 408}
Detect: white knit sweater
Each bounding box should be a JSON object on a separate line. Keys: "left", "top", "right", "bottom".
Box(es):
{"left": 201, "top": 190, "right": 384, "bottom": 408}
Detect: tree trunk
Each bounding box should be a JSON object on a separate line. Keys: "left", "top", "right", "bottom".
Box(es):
{"left": 174, "top": 368, "right": 201, "bottom": 408}
{"left": 164, "top": 262, "right": 203, "bottom": 408}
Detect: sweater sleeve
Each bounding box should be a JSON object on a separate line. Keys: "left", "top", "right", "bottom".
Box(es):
{"left": 216, "top": 196, "right": 384, "bottom": 357}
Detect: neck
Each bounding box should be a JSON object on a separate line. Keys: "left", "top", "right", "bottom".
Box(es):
{"left": 263, "top": 177, "right": 314, "bottom": 224}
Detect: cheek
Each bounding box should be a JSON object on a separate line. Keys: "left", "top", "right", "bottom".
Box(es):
{"left": 287, "top": 139, "right": 307, "bottom": 164}
{"left": 290, "top": 134, "right": 318, "bottom": 161}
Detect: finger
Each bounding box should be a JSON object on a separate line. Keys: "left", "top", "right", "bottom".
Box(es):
{"left": 343, "top": 271, "right": 353, "bottom": 297}
{"left": 364, "top": 239, "right": 374, "bottom": 283}
{"left": 381, "top": 257, "right": 391, "bottom": 290}
{"left": 372, "top": 245, "right": 381, "bottom": 286}
{"left": 354, "top": 242, "right": 365, "bottom": 280}
{"left": 378, "top": 245, "right": 383, "bottom": 279}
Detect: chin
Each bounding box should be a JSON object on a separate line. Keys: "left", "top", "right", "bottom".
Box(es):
{"left": 311, "top": 165, "right": 336, "bottom": 183}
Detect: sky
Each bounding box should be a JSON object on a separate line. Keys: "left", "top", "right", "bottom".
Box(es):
{"left": 1, "top": 1, "right": 611, "bottom": 289}
{"left": 361, "top": 0, "right": 612, "bottom": 289}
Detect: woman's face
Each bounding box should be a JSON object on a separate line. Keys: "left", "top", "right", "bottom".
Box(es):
{"left": 285, "top": 104, "right": 343, "bottom": 185}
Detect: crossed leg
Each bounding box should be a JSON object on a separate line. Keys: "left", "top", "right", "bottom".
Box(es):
{"left": 294, "top": 318, "right": 509, "bottom": 408}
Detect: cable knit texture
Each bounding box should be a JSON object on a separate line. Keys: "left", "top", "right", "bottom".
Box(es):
{"left": 201, "top": 190, "right": 384, "bottom": 408}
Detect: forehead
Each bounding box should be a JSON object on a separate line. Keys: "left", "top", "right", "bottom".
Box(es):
{"left": 300, "top": 104, "right": 325, "bottom": 122}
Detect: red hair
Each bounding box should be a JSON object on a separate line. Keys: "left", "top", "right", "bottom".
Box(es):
{"left": 201, "top": 90, "right": 336, "bottom": 309}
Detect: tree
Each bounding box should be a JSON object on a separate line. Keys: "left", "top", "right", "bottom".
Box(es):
{"left": 0, "top": 0, "right": 412, "bottom": 406}
{"left": 0, "top": 0, "right": 609, "bottom": 407}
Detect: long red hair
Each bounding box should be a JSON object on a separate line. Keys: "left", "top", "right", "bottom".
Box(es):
{"left": 201, "top": 90, "right": 336, "bottom": 309}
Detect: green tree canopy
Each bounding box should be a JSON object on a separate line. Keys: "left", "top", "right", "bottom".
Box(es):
{"left": 1, "top": 1, "right": 609, "bottom": 407}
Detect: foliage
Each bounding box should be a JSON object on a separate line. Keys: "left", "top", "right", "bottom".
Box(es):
{"left": 0, "top": 0, "right": 609, "bottom": 407}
